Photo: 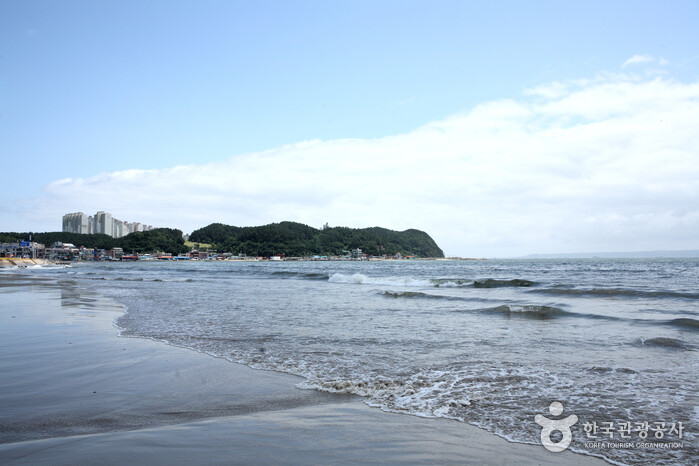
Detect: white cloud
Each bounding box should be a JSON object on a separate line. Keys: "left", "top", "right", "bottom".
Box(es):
{"left": 522, "top": 81, "right": 569, "bottom": 99}
{"left": 622, "top": 54, "right": 656, "bottom": 68}
{"left": 20, "top": 73, "right": 699, "bottom": 257}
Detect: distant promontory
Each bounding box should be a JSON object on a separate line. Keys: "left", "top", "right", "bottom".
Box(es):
{"left": 189, "top": 222, "right": 444, "bottom": 258}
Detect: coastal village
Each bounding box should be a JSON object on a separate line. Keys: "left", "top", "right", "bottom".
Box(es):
{"left": 0, "top": 240, "right": 418, "bottom": 264}
{"left": 1, "top": 211, "right": 417, "bottom": 264}
{"left": 1, "top": 211, "right": 480, "bottom": 265}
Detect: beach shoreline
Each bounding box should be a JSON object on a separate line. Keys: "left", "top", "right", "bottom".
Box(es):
{"left": 0, "top": 274, "right": 607, "bottom": 465}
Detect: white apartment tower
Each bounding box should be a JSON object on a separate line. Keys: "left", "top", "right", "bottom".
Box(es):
{"left": 94, "top": 211, "right": 113, "bottom": 236}
{"left": 62, "top": 211, "right": 154, "bottom": 238}
{"left": 62, "top": 212, "right": 89, "bottom": 234}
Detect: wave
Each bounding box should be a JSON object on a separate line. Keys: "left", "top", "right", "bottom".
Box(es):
{"left": 471, "top": 309, "right": 699, "bottom": 329}
{"left": 532, "top": 287, "right": 699, "bottom": 300}
{"left": 586, "top": 366, "right": 638, "bottom": 374}
{"left": 473, "top": 307, "right": 699, "bottom": 331}
{"left": 270, "top": 271, "right": 329, "bottom": 280}
{"left": 639, "top": 337, "right": 693, "bottom": 350}
{"left": 430, "top": 278, "right": 473, "bottom": 287}
{"left": 475, "top": 305, "right": 635, "bottom": 322}
{"left": 66, "top": 276, "right": 194, "bottom": 283}
{"left": 0, "top": 263, "right": 70, "bottom": 271}
{"left": 480, "top": 306, "right": 699, "bottom": 330}
{"left": 472, "top": 278, "right": 535, "bottom": 288}
{"left": 381, "top": 290, "right": 467, "bottom": 301}
{"left": 328, "top": 273, "right": 433, "bottom": 287}
{"left": 666, "top": 318, "right": 699, "bottom": 332}
{"left": 480, "top": 304, "right": 570, "bottom": 319}
{"left": 329, "top": 273, "right": 534, "bottom": 289}
{"left": 379, "top": 292, "right": 630, "bottom": 322}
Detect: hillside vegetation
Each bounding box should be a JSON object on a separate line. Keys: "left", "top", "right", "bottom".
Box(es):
{"left": 189, "top": 222, "right": 444, "bottom": 258}
{"left": 0, "top": 228, "right": 188, "bottom": 255}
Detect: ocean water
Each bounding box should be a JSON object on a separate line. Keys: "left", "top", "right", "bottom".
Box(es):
{"left": 8, "top": 259, "right": 698, "bottom": 464}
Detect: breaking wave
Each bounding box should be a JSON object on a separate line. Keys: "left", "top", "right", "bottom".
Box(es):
{"left": 479, "top": 304, "right": 570, "bottom": 319}
{"left": 430, "top": 278, "right": 473, "bottom": 287}
{"left": 328, "top": 273, "right": 433, "bottom": 287}
{"left": 639, "top": 337, "right": 693, "bottom": 350}
{"left": 472, "top": 278, "right": 535, "bottom": 288}
{"left": 270, "top": 271, "right": 329, "bottom": 280}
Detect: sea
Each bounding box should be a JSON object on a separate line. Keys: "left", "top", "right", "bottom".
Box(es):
{"left": 7, "top": 258, "right": 698, "bottom": 465}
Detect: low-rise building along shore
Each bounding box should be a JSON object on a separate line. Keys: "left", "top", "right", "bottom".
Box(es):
{"left": 2, "top": 239, "right": 448, "bottom": 263}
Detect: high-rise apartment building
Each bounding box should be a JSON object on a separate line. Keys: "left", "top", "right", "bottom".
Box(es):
{"left": 62, "top": 212, "right": 89, "bottom": 234}
{"left": 94, "top": 211, "right": 113, "bottom": 236}
{"left": 62, "top": 211, "right": 154, "bottom": 238}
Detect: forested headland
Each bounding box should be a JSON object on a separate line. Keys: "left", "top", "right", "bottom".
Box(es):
{"left": 189, "top": 222, "right": 444, "bottom": 258}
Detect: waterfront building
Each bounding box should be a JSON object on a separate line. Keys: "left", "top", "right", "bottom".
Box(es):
{"left": 0, "top": 241, "right": 44, "bottom": 259}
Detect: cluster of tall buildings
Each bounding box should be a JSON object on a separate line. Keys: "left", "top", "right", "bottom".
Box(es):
{"left": 62, "top": 211, "right": 154, "bottom": 238}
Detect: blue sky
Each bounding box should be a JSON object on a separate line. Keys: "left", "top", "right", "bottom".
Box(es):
{"left": 2, "top": 1, "right": 698, "bottom": 256}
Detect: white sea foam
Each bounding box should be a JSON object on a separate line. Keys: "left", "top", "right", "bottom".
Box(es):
{"left": 433, "top": 280, "right": 469, "bottom": 287}
{"left": 0, "top": 263, "right": 69, "bottom": 271}
{"left": 328, "top": 273, "right": 433, "bottom": 287}
{"left": 28, "top": 264, "right": 70, "bottom": 269}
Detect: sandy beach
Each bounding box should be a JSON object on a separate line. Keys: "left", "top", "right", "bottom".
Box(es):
{"left": 0, "top": 274, "right": 607, "bottom": 465}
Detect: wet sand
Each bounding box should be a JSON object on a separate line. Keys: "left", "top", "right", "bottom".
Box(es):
{"left": 0, "top": 275, "right": 607, "bottom": 464}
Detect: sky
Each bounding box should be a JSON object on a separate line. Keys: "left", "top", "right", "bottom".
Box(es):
{"left": 1, "top": 0, "right": 698, "bottom": 257}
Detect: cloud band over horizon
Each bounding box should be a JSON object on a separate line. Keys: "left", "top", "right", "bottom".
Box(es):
{"left": 12, "top": 70, "right": 699, "bottom": 257}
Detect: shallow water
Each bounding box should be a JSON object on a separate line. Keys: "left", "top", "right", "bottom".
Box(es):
{"left": 9, "top": 258, "right": 698, "bottom": 465}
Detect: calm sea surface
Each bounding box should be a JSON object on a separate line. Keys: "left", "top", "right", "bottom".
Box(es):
{"left": 10, "top": 259, "right": 699, "bottom": 464}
